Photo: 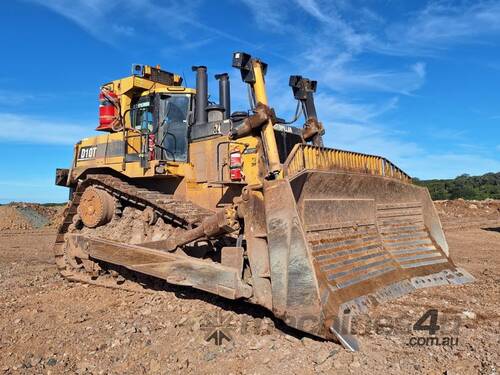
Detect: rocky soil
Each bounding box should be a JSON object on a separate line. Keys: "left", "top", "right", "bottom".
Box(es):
{"left": 435, "top": 199, "right": 500, "bottom": 230}
{"left": 0, "top": 200, "right": 498, "bottom": 374}
{"left": 0, "top": 204, "right": 64, "bottom": 231}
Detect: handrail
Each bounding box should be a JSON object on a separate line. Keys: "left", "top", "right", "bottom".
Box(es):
{"left": 283, "top": 144, "right": 412, "bottom": 183}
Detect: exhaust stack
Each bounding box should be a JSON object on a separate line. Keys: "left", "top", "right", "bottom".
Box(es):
{"left": 192, "top": 66, "right": 208, "bottom": 125}
{"left": 215, "top": 73, "right": 231, "bottom": 119}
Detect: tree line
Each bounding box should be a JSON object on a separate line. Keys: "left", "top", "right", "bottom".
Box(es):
{"left": 413, "top": 172, "right": 500, "bottom": 200}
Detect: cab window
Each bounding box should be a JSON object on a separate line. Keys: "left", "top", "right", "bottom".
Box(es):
{"left": 131, "top": 99, "right": 153, "bottom": 132}
{"left": 158, "top": 94, "right": 190, "bottom": 161}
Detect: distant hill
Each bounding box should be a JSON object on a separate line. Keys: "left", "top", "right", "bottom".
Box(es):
{"left": 414, "top": 172, "right": 500, "bottom": 200}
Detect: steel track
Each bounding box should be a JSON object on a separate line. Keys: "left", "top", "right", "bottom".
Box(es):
{"left": 53, "top": 173, "right": 213, "bottom": 292}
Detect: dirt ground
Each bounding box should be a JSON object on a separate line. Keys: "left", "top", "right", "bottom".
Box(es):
{"left": 0, "top": 201, "right": 498, "bottom": 374}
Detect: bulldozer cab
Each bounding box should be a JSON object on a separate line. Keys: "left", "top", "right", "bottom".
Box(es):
{"left": 130, "top": 92, "right": 191, "bottom": 162}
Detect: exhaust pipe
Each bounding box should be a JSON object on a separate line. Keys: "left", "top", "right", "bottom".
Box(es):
{"left": 192, "top": 66, "right": 208, "bottom": 125}
{"left": 214, "top": 73, "right": 231, "bottom": 119}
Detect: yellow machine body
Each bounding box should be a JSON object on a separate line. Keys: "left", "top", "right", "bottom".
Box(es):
{"left": 67, "top": 67, "right": 260, "bottom": 210}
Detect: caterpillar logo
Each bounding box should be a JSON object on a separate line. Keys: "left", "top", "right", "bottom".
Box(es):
{"left": 78, "top": 145, "right": 97, "bottom": 160}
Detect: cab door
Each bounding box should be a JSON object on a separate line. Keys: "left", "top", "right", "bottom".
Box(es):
{"left": 157, "top": 93, "right": 191, "bottom": 162}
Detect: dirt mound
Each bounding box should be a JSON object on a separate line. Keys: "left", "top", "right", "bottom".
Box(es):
{"left": 435, "top": 199, "right": 500, "bottom": 230}
{"left": 0, "top": 203, "right": 65, "bottom": 231}
{"left": 435, "top": 199, "right": 500, "bottom": 219}
{"left": 0, "top": 206, "right": 33, "bottom": 231}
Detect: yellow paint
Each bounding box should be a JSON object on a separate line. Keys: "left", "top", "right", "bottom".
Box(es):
{"left": 283, "top": 144, "right": 412, "bottom": 183}
{"left": 251, "top": 59, "right": 281, "bottom": 176}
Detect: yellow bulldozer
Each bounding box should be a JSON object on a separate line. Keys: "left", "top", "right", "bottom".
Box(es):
{"left": 55, "top": 52, "right": 473, "bottom": 350}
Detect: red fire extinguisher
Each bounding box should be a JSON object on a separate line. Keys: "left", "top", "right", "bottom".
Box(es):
{"left": 96, "top": 88, "right": 119, "bottom": 132}
{"left": 229, "top": 147, "right": 243, "bottom": 181}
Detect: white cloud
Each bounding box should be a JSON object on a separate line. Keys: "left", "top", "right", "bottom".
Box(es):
{"left": 315, "top": 94, "right": 399, "bottom": 123}
{"left": 29, "top": 0, "right": 129, "bottom": 45}
{"left": 238, "top": 1, "right": 427, "bottom": 95}
{"left": 322, "top": 120, "right": 500, "bottom": 180}
{"left": 30, "top": 0, "right": 261, "bottom": 51}
{"left": 293, "top": 0, "right": 375, "bottom": 54}
{"left": 0, "top": 90, "right": 35, "bottom": 106}
{"left": 311, "top": 61, "right": 426, "bottom": 95}
{"left": 323, "top": 121, "right": 422, "bottom": 160}
{"left": 406, "top": 1, "right": 500, "bottom": 43}
{"left": 294, "top": 0, "right": 330, "bottom": 24}
{"left": 0, "top": 113, "right": 93, "bottom": 145}
{"left": 376, "top": 1, "right": 500, "bottom": 56}
{"left": 411, "top": 62, "right": 426, "bottom": 79}
{"left": 240, "top": 0, "right": 289, "bottom": 31}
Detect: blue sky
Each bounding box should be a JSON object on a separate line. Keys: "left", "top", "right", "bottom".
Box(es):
{"left": 1, "top": 0, "right": 499, "bottom": 203}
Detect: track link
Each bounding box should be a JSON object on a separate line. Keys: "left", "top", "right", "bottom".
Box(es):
{"left": 53, "top": 173, "right": 214, "bottom": 292}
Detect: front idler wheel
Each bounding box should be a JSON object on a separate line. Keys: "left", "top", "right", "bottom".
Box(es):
{"left": 78, "top": 186, "right": 115, "bottom": 228}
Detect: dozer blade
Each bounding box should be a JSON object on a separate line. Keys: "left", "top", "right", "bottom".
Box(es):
{"left": 263, "top": 170, "right": 473, "bottom": 350}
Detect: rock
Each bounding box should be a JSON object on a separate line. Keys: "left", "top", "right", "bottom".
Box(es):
{"left": 333, "top": 360, "right": 343, "bottom": 369}
{"left": 258, "top": 317, "right": 274, "bottom": 335}
{"left": 313, "top": 350, "right": 330, "bottom": 365}
{"left": 462, "top": 311, "right": 476, "bottom": 320}
{"left": 141, "top": 307, "right": 152, "bottom": 316}
{"left": 350, "top": 361, "right": 361, "bottom": 368}
{"left": 46, "top": 358, "right": 57, "bottom": 366}
{"left": 313, "top": 348, "right": 337, "bottom": 365}
{"left": 280, "top": 349, "right": 291, "bottom": 360}
{"left": 29, "top": 357, "right": 41, "bottom": 367}
{"left": 125, "top": 326, "right": 137, "bottom": 334}
{"left": 283, "top": 334, "right": 299, "bottom": 343}
{"left": 75, "top": 314, "right": 88, "bottom": 323}
{"left": 249, "top": 342, "right": 263, "bottom": 350}
{"left": 301, "top": 337, "right": 319, "bottom": 348}
{"left": 204, "top": 352, "right": 216, "bottom": 361}
{"left": 192, "top": 320, "right": 201, "bottom": 331}
{"left": 76, "top": 361, "right": 91, "bottom": 374}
